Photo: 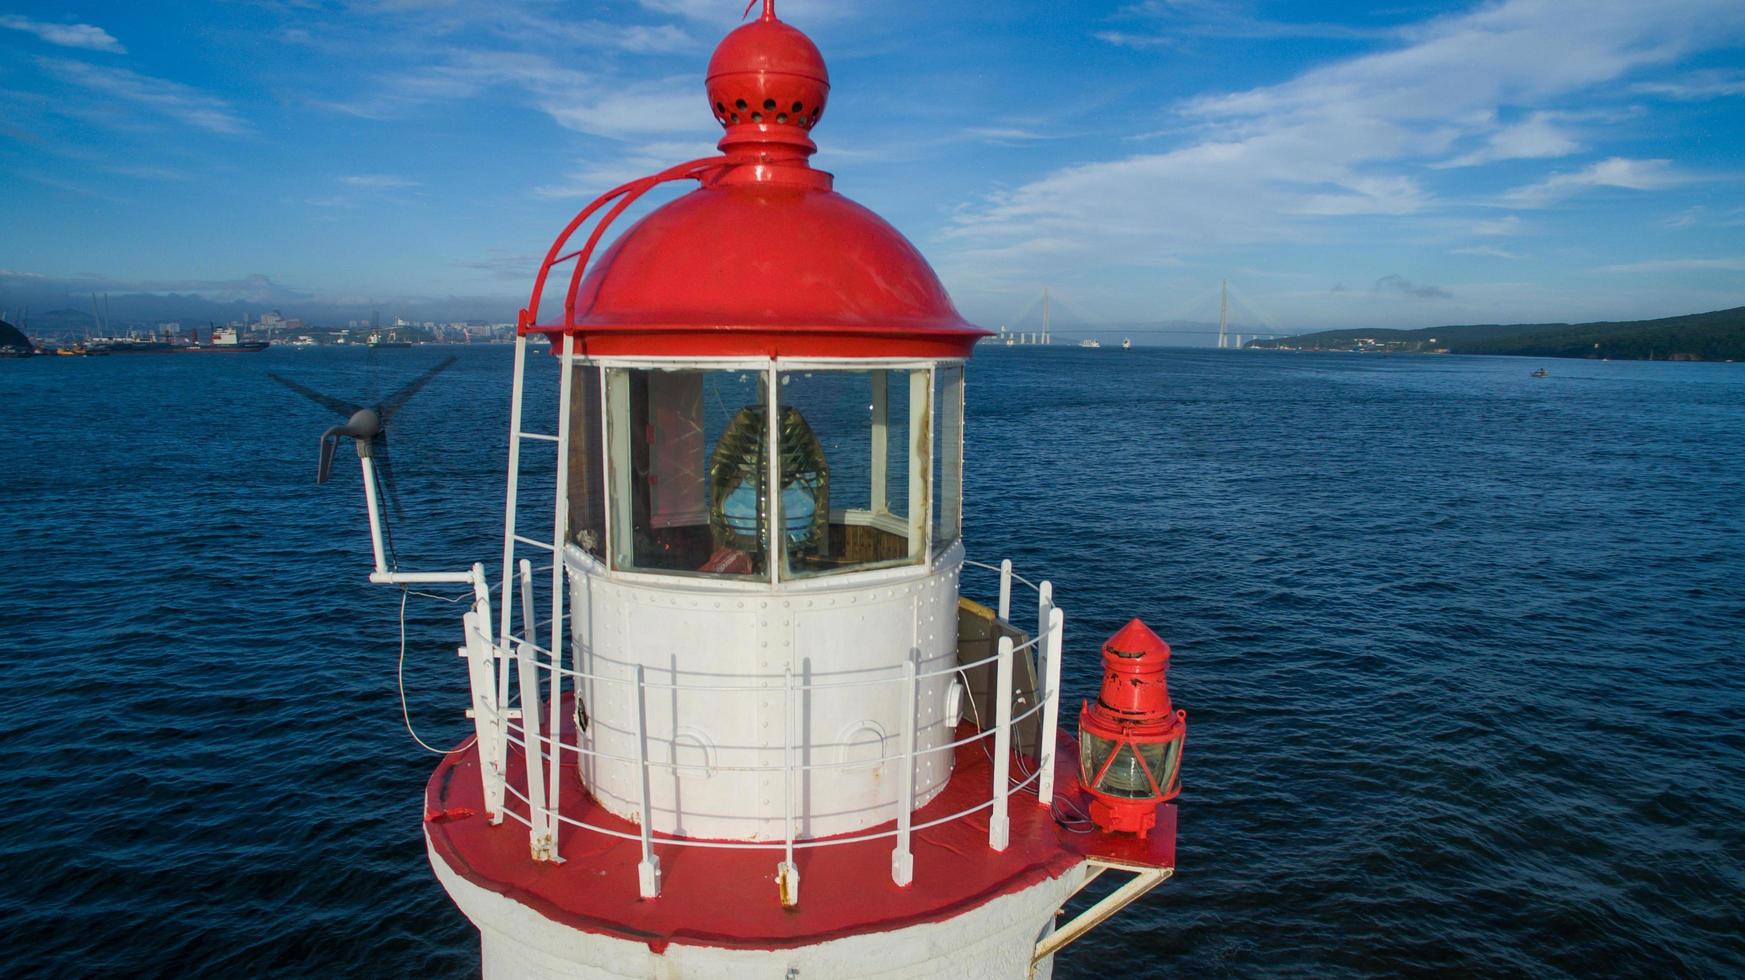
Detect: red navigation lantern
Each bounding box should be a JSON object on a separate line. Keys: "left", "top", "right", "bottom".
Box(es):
{"left": 1078, "top": 619, "right": 1187, "bottom": 837}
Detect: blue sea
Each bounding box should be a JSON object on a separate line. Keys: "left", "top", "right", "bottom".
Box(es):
{"left": 3, "top": 346, "right": 1741, "bottom": 977}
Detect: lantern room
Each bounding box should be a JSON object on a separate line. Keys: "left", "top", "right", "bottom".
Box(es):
{"left": 510, "top": 0, "right": 988, "bottom": 844}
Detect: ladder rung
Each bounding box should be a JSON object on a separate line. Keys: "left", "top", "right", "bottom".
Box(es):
{"left": 517, "top": 432, "right": 559, "bottom": 443}
{"left": 513, "top": 535, "right": 557, "bottom": 552}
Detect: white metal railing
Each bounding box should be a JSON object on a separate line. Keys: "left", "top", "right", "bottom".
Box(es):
{"left": 454, "top": 556, "right": 1066, "bottom": 904}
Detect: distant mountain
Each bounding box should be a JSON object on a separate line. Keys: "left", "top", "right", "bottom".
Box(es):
{"left": 1255, "top": 306, "right": 1745, "bottom": 362}
{"left": 30, "top": 308, "right": 102, "bottom": 337}
{"left": 0, "top": 270, "right": 519, "bottom": 336}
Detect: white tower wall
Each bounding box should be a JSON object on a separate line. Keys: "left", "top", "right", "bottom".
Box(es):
{"left": 568, "top": 543, "right": 964, "bottom": 841}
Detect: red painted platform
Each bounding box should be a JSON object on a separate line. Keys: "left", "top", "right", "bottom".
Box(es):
{"left": 425, "top": 720, "right": 1174, "bottom": 952}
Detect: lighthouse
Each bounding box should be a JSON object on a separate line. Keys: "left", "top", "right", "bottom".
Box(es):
{"left": 319, "top": 4, "right": 1186, "bottom": 976}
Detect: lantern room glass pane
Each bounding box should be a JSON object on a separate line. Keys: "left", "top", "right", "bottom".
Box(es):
{"left": 604, "top": 367, "right": 769, "bottom": 578}
{"left": 565, "top": 365, "right": 605, "bottom": 558}
{"left": 932, "top": 364, "right": 963, "bottom": 551}
{"left": 776, "top": 368, "right": 928, "bottom": 578}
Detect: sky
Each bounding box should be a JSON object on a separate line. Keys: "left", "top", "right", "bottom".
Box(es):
{"left": 2, "top": 0, "right": 1744, "bottom": 337}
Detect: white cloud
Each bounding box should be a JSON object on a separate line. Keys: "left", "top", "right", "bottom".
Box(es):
{"left": 1435, "top": 112, "right": 1581, "bottom": 167}
{"left": 0, "top": 15, "right": 125, "bottom": 53}
{"left": 340, "top": 174, "right": 420, "bottom": 188}
{"left": 1633, "top": 70, "right": 1745, "bottom": 100}
{"left": 534, "top": 141, "right": 721, "bottom": 198}
{"left": 964, "top": 127, "right": 1061, "bottom": 143}
{"left": 1660, "top": 205, "right": 1745, "bottom": 229}
{"left": 109, "top": 164, "right": 191, "bottom": 181}
{"left": 1375, "top": 273, "right": 1453, "bottom": 299}
{"left": 537, "top": 78, "right": 706, "bottom": 139}
{"left": 1453, "top": 245, "right": 1523, "bottom": 259}
{"left": 1096, "top": 1, "right": 1394, "bottom": 45}
{"left": 1094, "top": 31, "right": 1176, "bottom": 50}
{"left": 38, "top": 58, "right": 247, "bottom": 134}
{"left": 617, "top": 24, "right": 694, "bottom": 53}
{"left": 315, "top": 49, "right": 706, "bottom": 140}
{"left": 637, "top": 0, "right": 848, "bottom": 25}
{"left": 946, "top": 0, "right": 1745, "bottom": 288}
{"left": 1469, "top": 215, "right": 1524, "bottom": 236}
{"left": 1498, "top": 157, "right": 1688, "bottom": 207}
{"left": 1599, "top": 256, "right": 1745, "bottom": 273}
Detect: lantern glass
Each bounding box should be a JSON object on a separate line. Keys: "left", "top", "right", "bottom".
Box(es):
{"left": 1144, "top": 738, "right": 1182, "bottom": 797}
{"left": 931, "top": 364, "right": 964, "bottom": 551}
{"left": 565, "top": 364, "right": 606, "bottom": 558}
{"left": 1098, "top": 744, "right": 1154, "bottom": 798}
{"left": 1081, "top": 728, "right": 1180, "bottom": 800}
{"left": 604, "top": 367, "right": 773, "bottom": 578}
{"left": 777, "top": 368, "right": 928, "bottom": 578}
{"left": 1078, "top": 730, "right": 1116, "bottom": 790}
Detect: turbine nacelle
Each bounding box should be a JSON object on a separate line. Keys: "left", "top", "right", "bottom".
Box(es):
{"left": 319, "top": 408, "right": 384, "bottom": 484}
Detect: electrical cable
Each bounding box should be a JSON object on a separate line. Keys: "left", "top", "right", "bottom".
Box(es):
{"left": 400, "top": 587, "right": 477, "bottom": 756}
{"left": 955, "top": 659, "right": 1095, "bottom": 833}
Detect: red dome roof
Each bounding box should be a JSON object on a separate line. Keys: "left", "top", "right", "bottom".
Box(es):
{"left": 562, "top": 179, "right": 981, "bottom": 358}
{"left": 524, "top": 2, "right": 986, "bottom": 358}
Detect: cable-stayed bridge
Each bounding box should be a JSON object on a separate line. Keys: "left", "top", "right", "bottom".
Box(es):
{"left": 985, "top": 283, "right": 1289, "bottom": 348}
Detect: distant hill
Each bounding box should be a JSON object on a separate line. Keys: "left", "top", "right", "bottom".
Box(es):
{"left": 1256, "top": 306, "right": 1745, "bottom": 362}
{"left": 0, "top": 318, "right": 34, "bottom": 355}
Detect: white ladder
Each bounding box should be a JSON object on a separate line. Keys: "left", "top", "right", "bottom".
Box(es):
{"left": 497, "top": 329, "right": 577, "bottom": 854}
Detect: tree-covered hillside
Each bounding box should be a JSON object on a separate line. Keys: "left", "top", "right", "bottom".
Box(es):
{"left": 1257, "top": 306, "right": 1745, "bottom": 361}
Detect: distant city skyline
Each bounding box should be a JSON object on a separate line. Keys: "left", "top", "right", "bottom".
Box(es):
{"left": 3, "top": 0, "right": 1744, "bottom": 337}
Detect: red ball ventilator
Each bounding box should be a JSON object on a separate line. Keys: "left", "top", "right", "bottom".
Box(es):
{"left": 1078, "top": 619, "right": 1187, "bottom": 837}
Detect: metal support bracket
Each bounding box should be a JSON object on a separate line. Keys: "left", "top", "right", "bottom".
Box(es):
{"left": 1030, "top": 858, "right": 1174, "bottom": 971}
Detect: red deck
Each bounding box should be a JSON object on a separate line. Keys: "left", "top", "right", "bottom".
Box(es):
{"left": 425, "top": 722, "right": 1174, "bottom": 952}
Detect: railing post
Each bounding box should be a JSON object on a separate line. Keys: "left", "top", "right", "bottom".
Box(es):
{"left": 990, "top": 635, "right": 1013, "bottom": 851}
{"left": 489, "top": 561, "right": 530, "bottom": 827}
{"left": 462, "top": 608, "right": 506, "bottom": 821}
{"left": 777, "top": 667, "right": 801, "bottom": 907}
{"left": 891, "top": 651, "right": 918, "bottom": 886}
{"left": 461, "top": 564, "right": 507, "bottom": 824}
{"left": 1038, "top": 606, "right": 1065, "bottom": 806}
{"left": 515, "top": 637, "right": 553, "bottom": 861}
{"left": 1035, "top": 579, "right": 1054, "bottom": 762}
{"left": 998, "top": 558, "right": 1013, "bottom": 622}
{"left": 633, "top": 664, "right": 660, "bottom": 897}
{"left": 1037, "top": 580, "right": 1053, "bottom": 665}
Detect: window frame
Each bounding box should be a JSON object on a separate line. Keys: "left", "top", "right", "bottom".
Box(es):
{"left": 574, "top": 356, "right": 963, "bottom": 591}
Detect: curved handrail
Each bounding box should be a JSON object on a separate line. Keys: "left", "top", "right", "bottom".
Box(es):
{"left": 520, "top": 156, "right": 734, "bottom": 333}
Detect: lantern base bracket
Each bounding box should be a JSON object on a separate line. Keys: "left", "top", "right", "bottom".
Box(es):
{"left": 1029, "top": 857, "right": 1174, "bottom": 973}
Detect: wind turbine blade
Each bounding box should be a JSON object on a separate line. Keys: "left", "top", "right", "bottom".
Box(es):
{"left": 270, "top": 372, "right": 363, "bottom": 417}
{"left": 317, "top": 431, "right": 340, "bottom": 484}
{"left": 377, "top": 356, "right": 457, "bottom": 421}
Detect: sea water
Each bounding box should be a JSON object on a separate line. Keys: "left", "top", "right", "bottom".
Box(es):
{"left": 2, "top": 346, "right": 1740, "bottom": 976}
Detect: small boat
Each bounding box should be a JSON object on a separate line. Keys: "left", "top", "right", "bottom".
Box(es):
{"left": 1531, "top": 368, "right": 1547, "bottom": 378}
{"left": 1078, "top": 338, "right": 1101, "bottom": 349}
{"left": 1121, "top": 338, "right": 1132, "bottom": 350}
